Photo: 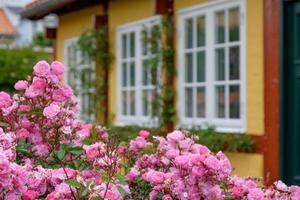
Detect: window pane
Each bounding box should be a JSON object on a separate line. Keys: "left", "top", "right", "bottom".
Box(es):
{"left": 185, "top": 87, "right": 193, "bottom": 117}
{"left": 142, "top": 60, "right": 149, "bottom": 85}
{"left": 141, "top": 29, "right": 148, "bottom": 55}
{"left": 197, "top": 51, "right": 205, "bottom": 82}
{"left": 142, "top": 90, "right": 149, "bottom": 116}
{"left": 215, "top": 48, "right": 225, "bottom": 81}
{"left": 185, "top": 18, "right": 193, "bottom": 49}
{"left": 216, "top": 86, "right": 225, "bottom": 118}
{"left": 122, "top": 34, "right": 127, "bottom": 58}
{"left": 229, "top": 8, "right": 240, "bottom": 42}
{"left": 122, "top": 62, "right": 127, "bottom": 86}
{"left": 197, "top": 16, "right": 205, "bottom": 47}
{"left": 130, "top": 32, "right": 135, "bottom": 57}
{"left": 122, "top": 91, "right": 127, "bottom": 115}
{"left": 197, "top": 87, "right": 205, "bottom": 118}
{"left": 215, "top": 11, "right": 225, "bottom": 44}
{"left": 229, "top": 85, "right": 240, "bottom": 119}
{"left": 185, "top": 53, "right": 193, "bottom": 83}
{"left": 229, "top": 46, "right": 240, "bottom": 80}
{"left": 130, "top": 62, "right": 135, "bottom": 86}
{"left": 130, "top": 90, "right": 135, "bottom": 115}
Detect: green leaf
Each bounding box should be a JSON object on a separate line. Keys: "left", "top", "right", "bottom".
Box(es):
{"left": 90, "top": 197, "right": 102, "bottom": 200}
{"left": 68, "top": 146, "right": 84, "bottom": 155}
{"left": 115, "top": 175, "right": 127, "bottom": 185}
{"left": 117, "top": 186, "right": 128, "bottom": 198}
{"left": 83, "top": 138, "right": 93, "bottom": 145}
{"left": 57, "top": 148, "right": 66, "bottom": 160}
{"left": 80, "top": 187, "right": 88, "bottom": 197}
{"left": 66, "top": 179, "right": 81, "bottom": 188}
{"left": 0, "top": 121, "right": 9, "bottom": 127}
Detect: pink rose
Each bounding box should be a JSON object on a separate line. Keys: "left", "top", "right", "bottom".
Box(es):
{"left": 84, "top": 143, "right": 100, "bottom": 160}
{"left": 22, "top": 190, "right": 38, "bottom": 200}
{"left": 52, "top": 84, "right": 73, "bottom": 102}
{"left": 43, "top": 103, "right": 60, "bottom": 119}
{"left": 51, "top": 61, "right": 64, "bottom": 76}
{"left": 138, "top": 130, "right": 150, "bottom": 138}
{"left": 14, "top": 80, "right": 28, "bottom": 90}
{"left": 18, "top": 105, "right": 31, "bottom": 112}
{"left": 167, "top": 130, "right": 185, "bottom": 143}
{"left": 150, "top": 171, "right": 165, "bottom": 184}
{"left": 32, "top": 77, "right": 47, "bottom": 90}
{"left": 162, "top": 195, "right": 173, "bottom": 200}
{"left": 126, "top": 167, "right": 139, "bottom": 182}
{"left": 16, "top": 128, "right": 30, "bottom": 139}
{"left": 0, "top": 92, "right": 11, "bottom": 108}
{"left": 174, "top": 155, "right": 189, "bottom": 166}
{"left": 165, "top": 149, "right": 179, "bottom": 159}
{"left": 247, "top": 188, "right": 264, "bottom": 200}
{"left": 33, "top": 60, "right": 50, "bottom": 77}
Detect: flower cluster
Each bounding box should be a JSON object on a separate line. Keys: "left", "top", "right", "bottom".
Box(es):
{"left": 126, "top": 130, "right": 300, "bottom": 200}
{"left": 0, "top": 61, "right": 299, "bottom": 200}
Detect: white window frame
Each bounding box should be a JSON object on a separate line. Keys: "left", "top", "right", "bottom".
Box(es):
{"left": 64, "top": 37, "right": 96, "bottom": 122}
{"left": 178, "top": 0, "right": 246, "bottom": 133}
{"left": 116, "top": 16, "right": 161, "bottom": 126}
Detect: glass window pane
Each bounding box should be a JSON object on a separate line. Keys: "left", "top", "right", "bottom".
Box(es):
{"left": 130, "top": 32, "right": 135, "bottom": 57}
{"left": 130, "top": 91, "right": 135, "bottom": 115}
{"left": 122, "top": 62, "right": 127, "bottom": 86}
{"left": 229, "top": 46, "right": 240, "bottom": 80}
{"left": 185, "top": 87, "right": 193, "bottom": 117}
{"left": 229, "top": 8, "right": 240, "bottom": 42}
{"left": 122, "top": 34, "right": 127, "bottom": 58}
{"left": 215, "top": 48, "right": 225, "bottom": 81}
{"left": 141, "top": 29, "right": 148, "bottom": 55}
{"left": 229, "top": 85, "right": 240, "bottom": 119}
{"left": 130, "top": 62, "right": 135, "bottom": 86}
{"left": 122, "top": 91, "right": 127, "bottom": 115}
{"left": 142, "top": 90, "right": 149, "bottom": 116}
{"left": 197, "top": 51, "right": 205, "bottom": 82}
{"left": 197, "top": 16, "right": 205, "bottom": 47}
{"left": 185, "top": 53, "right": 193, "bottom": 83}
{"left": 142, "top": 60, "right": 148, "bottom": 85}
{"left": 185, "top": 18, "right": 193, "bottom": 49}
{"left": 215, "top": 11, "right": 225, "bottom": 44}
{"left": 216, "top": 86, "right": 225, "bottom": 118}
{"left": 197, "top": 87, "right": 205, "bottom": 118}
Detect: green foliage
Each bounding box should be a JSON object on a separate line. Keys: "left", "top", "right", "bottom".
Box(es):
{"left": 66, "top": 179, "right": 81, "bottom": 188}
{"left": 0, "top": 48, "right": 50, "bottom": 92}
{"left": 32, "top": 32, "right": 53, "bottom": 47}
{"left": 77, "top": 27, "right": 112, "bottom": 64}
{"left": 189, "top": 127, "right": 254, "bottom": 153}
{"left": 108, "top": 125, "right": 254, "bottom": 153}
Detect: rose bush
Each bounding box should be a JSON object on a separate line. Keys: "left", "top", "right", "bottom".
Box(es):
{"left": 0, "top": 60, "right": 299, "bottom": 200}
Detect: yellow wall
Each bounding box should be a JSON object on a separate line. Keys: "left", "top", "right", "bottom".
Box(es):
{"left": 108, "top": 0, "right": 153, "bottom": 122}
{"left": 56, "top": 5, "right": 104, "bottom": 62}
{"left": 56, "top": 0, "right": 264, "bottom": 135}
{"left": 227, "top": 153, "right": 264, "bottom": 178}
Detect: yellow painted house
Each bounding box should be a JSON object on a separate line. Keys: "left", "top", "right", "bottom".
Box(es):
{"left": 23, "top": 0, "right": 298, "bottom": 186}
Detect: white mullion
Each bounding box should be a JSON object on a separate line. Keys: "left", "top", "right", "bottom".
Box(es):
{"left": 206, "top": 10, "right": 214, "bottom": 124}
{"left": 225, "top": 8, "right": 230, "bottom": 119}
{"left": 136, "top": 27, "right": 142, "bottom": 119}
{"left": 192, "top": 16, "right": 197, "bottom": 119}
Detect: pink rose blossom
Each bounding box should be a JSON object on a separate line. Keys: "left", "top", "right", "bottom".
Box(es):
{"left": 52, "top": 84, "right": 73, "bottom": 102}
{"left": 16, "top": 128, "right": 30, "bottom": 139}
{"left": 138, "top": 130, "right": 150, "bottom": 138}
{"left": 33, "top": 60, "right": 50, "bottom": 77}
{"left": 43, "top": 103, "right": 60, "bottom": 119}
{"left": 14, "top": 80, "right": 28, "bottom": 90}
{"left": 22, "top": 190, "right": 38, "bottom": 200}
{"left": 51, "top": 61, "right": 64, "bottom": 76}
{"left": 0, "top": 91, "right": 11, "bottom": 108}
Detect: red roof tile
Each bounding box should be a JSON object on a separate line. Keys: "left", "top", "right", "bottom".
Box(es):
{"left": 0, "top": 8, "right": 18, "bottom": 36}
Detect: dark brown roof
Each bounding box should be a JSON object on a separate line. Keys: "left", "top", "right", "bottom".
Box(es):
{"left": 21, "top": 0, "right": 103, "bottom": 20}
